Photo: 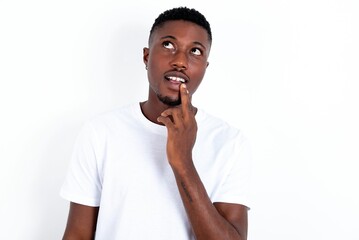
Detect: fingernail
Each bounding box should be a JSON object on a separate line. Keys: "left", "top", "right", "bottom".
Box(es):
{"left": 181, "top": 84, "right": 189, "bottom": 93}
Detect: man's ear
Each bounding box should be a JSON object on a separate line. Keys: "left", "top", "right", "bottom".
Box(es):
{"left": 143, "top": 47, "right": 149, "bottom": 66}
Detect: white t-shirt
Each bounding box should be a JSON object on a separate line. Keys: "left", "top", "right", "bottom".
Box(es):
{"left": 60, "top": 103, "right": 251, "bottom": 240}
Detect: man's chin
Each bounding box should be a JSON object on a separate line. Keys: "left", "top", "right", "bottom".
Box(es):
{"left": 157, "top": 95, "right": 181, "bottom": 106}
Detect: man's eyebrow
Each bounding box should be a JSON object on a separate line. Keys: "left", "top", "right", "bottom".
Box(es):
{"left": 160, "top": 35, "right": 176, "bottom": 40}
{"left": 193, "top": 41, "right": 207, "bottom": 50}
{"left": 160, "top": 35, "right": 207, "bottom": 50}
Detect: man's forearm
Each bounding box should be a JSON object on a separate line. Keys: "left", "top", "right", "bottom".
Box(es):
{"left": 171, "top": 161, "right": 244, "bottom": 240}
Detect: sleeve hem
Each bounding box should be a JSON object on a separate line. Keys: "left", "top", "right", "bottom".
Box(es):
{"left": 212, "top": 197, "right": 251, "bottom": 210}
{"left": 60, "top": 189, "right": 100, "bottom": 207}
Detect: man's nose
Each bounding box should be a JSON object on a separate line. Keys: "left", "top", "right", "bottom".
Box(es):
{"left": 170, "top": 51, "right": 188, "bottom": 70}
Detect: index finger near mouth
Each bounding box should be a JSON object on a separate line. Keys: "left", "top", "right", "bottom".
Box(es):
{"left": 180, "top": 83, "right": 191, "bottom": 117}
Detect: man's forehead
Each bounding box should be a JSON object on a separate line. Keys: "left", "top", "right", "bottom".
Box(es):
{"left": 150, "top": 20, "right": 210, "bottom": 45}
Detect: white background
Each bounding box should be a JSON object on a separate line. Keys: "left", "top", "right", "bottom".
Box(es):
{"left": 1, "top": 0, "right": 358, "bottom": 239}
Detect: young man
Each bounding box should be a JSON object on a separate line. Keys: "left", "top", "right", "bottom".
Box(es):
{"left": 61, "top": 7, "right": 251, "bottom": 240}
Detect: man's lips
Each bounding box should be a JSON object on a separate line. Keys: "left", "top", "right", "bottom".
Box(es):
{"left": 166, "top": 76, "right": 186, "bottom": 83}
{"left": 164, "top": 71, "right": 189, "bottom": 84}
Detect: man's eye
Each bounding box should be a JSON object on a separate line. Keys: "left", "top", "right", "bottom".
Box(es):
{"left": 191, "top": 48, "right": 202, "bottom": 56}
{"left": 163, "top": 41, "right": 174, "bottom": 49}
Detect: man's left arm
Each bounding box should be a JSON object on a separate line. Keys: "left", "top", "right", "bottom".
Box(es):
{"left": 157, "top": 84, "right": 248, "bottom": 240}
{"left": 172, "top": 160, "right": 248, "bottom": 240}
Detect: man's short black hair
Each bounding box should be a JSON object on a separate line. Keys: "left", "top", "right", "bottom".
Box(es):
{"left": 149, "top": 7, "right": 212, "bottom": 44}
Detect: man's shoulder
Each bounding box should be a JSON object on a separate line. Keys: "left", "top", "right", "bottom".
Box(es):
{"left": 90, "top": 103, "right": 137, "bottom": 123}
{"left": 81, "top": 103, "right": 139, "bottom": 134}
{"left": 197, "top": 109, "right": 240, "bottom": 132}
{"left": 197, "top": 108, "right": 245, "bottom": 141}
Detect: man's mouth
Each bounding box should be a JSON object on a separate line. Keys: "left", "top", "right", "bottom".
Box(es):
{"left": 165, "top": 76, "right": 186, "bottom": 83}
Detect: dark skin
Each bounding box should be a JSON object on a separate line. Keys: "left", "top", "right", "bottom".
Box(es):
{"left": 63, "top": 20, "right": 248, "bottom": 240}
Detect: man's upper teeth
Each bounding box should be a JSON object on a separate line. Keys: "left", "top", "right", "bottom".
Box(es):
{"left": 168, "top": 76, "right": 185, "bottom": 82}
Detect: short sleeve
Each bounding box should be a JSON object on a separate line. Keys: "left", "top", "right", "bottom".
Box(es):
{"left": 212, "top": 134, "right": 252, "bottom": 209}
{"left": 60, "top": 122, "right": 102, "bottom": 206}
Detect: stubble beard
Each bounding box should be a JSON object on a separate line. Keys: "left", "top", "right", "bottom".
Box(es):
{"left": 157, "top": 93, "right": 181, "bottom": 106}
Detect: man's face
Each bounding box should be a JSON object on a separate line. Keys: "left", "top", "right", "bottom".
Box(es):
{"left": 143, "top": 20, "right": 210, "bottom": 106}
